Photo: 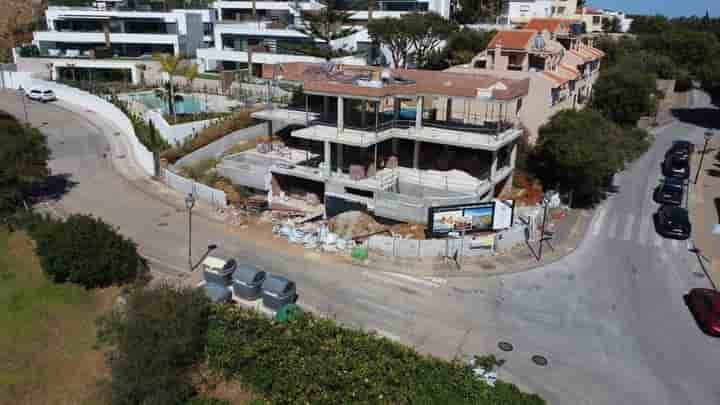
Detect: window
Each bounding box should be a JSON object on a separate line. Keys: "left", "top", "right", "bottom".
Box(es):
{"left": 345, "top": 187, "right": 374, "bottom": 199}
{"left": 593, "top": 16, "right": 601, "bottom": 24}
{"left": 519, "top": 5, "right": 530, "bottom": 12}
{"left": 557, "top": 7, "right": 565, "bottom": 14}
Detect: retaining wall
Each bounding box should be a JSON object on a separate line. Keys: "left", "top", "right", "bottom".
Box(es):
{"left": 173, "top": 122, "right": 270, "bottom": 169}
{"left": 147, "top": 109, "right": 218, "bottom": 145}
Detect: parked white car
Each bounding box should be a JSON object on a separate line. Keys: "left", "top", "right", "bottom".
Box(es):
{"left": 26, "top": 87, "right": 56, "bottom": 102}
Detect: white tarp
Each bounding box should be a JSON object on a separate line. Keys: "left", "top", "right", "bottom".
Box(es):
{"left": 492, "top": 199, "right": 514, "bottom": 230}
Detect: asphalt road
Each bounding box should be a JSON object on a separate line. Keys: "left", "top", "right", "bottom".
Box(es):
{"left": 2, "top": 90, "right": 719, "bottom": 405}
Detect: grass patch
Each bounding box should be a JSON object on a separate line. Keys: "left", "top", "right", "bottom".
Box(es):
{"left": 0, "top": 230, "right": 119, "bottom": 405}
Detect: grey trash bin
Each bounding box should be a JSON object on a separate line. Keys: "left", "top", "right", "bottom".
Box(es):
{"left": 232, "top": 264, "right": 266, "bottom": 300}
{"left": 261, "top": 275, "right": 297, "bottom": 310}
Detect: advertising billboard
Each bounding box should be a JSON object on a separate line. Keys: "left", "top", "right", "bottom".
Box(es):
{"left": 427, "top": 200, "right": 515, "bottom": 237}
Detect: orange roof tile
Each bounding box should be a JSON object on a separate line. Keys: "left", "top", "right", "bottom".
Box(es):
{"left": 525, "top": 18, "right": 575, "bottom": 34}
{"left": 487, "top": 30, "right": 537, "bottom": 50}
{"left": 559, "top": 64, "right": 580, "bottom": 78}
{"left": 543, "top": 71, "right": 570, "bottom": 86}
{"left": 568, "top": 49, "right": 593, "bottom": 62}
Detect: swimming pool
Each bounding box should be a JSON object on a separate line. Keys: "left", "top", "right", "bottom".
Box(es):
{"left": 127, "top": 91, "right": 207, "bottom": 114}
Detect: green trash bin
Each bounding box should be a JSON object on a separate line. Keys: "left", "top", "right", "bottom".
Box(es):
{"left": 351, "top": 246, "right": 369, "bottom": 261}
{"left": 275, "top": 303, "right": 304, "bottom": 324}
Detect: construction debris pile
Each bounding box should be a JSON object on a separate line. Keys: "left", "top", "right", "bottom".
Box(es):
{"left": 267, "top": 210, "right": 390, "bottom": 254}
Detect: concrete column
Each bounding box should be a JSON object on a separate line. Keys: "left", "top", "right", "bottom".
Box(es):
{"left": 336, "top": 143, "right": 343, "bottom": 173}
{"left": 324, "top": 141, "right": 332, "bottom": 177}
{"left": 415, "top": 96, "right": 423, "bottom": 130}
{"left": 490, "top": 150, "right": 498, "bottom": 179}
{"left": 510, "top": 142, "right": 518, "bottom": 170}
{"left": 337, "top": 96, "right": 344, "bottom": 133}
{"left": 361, "top": 101, "right": 367, "bottom": 128}
{"left": 323, "top": 95, "right": 329, "bottom": 120}
{"left": 413, "top": 140, "right": 421, "bottom": 169}
{"left": 446, "top": 97, "right": 453, "bottom": 121}
{"left": 393, "top": 98, "right": 400, "bottom": 121}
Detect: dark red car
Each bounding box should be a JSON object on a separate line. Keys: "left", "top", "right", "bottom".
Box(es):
{"left": 686, "top": 288, "right": 720, "bottom": 337}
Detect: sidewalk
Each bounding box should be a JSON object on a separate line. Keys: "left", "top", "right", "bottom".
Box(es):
{"left": 344, "top": 208, "right": 593, "bottom": 278}
{"left": 688, "top": 133, "right": 720, "bottom": 288}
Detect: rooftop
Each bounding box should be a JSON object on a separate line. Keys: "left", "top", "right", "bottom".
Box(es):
{"left": 525, "top": 18, "right": 578, "bottom": 35}
{"left": 261, "top": 62, "right": 530, "bottom": 101}
{"left": 487, "top": 30, "right": 537, "bottom": 50}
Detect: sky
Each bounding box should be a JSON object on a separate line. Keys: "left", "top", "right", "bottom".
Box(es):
{"left": 590, "top": 0, "right": 720, "bottom": 18}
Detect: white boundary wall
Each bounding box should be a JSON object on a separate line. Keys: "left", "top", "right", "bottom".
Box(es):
{"left": 164, "top": 169, "right": 228, "bottom": 209}
{"left": 146, "top": 109, "right": 217, "bottom": 145}
{"left": 3, "top": 71, "right": 155, "bottom": 176}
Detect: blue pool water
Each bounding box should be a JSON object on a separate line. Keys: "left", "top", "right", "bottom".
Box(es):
{"left": 127, "top": 91, "right": 206, "bottom": 114}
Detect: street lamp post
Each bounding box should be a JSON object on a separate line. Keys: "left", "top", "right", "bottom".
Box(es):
{"left": 694, "top": 131, "right": 714, "bottom": 185}
{"left": 185, "top": 193, "right": 195, "bottom": 272}
{"left": 538, "top": 191, "right": 553, "bottom": 261}
{"left": 17, "top": 87, "right": 28, "bottom": 125}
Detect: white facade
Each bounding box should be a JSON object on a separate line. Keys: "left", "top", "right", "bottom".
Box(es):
{"left": 36, "top": 6, "right": 209, "bottom": 58}
{"left": 504, "top": 0, "right": 578, "bottom": 24}
{"left": 602, "top": 10, "right": 633, "bottom": 32}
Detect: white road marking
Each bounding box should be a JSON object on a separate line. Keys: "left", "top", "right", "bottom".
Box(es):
{"left": 591, "top": 205, "right": 608, "bottom": 236}
{"left": 363, "top": 271, "right": 430, "bottom": 294}
{"left": 622, "top": 214, "right": 636, "bottom": 241}
{"left": 637, "top": 215, "right": 652, "bottom": 245}
{"left": 355, "top": 297, "right": 408, "bottom": 319}
{"left": 380, "top": 272, "right": 442, "bottom": 288}
{"left": 607, "top": 216, "right": 619, "bottom": 239}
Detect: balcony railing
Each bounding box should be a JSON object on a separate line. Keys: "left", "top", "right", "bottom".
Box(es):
{"left": 308, "top": 117, "right": 515, "bottom": 136}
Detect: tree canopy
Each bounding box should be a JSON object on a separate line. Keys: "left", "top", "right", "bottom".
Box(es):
{"left": 31, "top": 214, "right": 146, "bottom": 288}
{"left": 367, "top": 16, "right": 413, "bottom": 68}
{"left": 0, "top": 111, "right": 50, "bottom": 215}
{"left": 532, "top": 110, "right": 650, "bottom": 205}
{"left": 98, "top": 284, "right": 212, "bottom": 405}
{"left": 592, "top": 64, "right": 657, "bottom": 126}
{"left": 453, "top": 0, "right": 504, "bottom": 24}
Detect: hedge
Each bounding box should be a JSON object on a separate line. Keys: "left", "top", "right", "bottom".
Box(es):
{"left": 207, "top": 306, "right": 545, "bottom": 405}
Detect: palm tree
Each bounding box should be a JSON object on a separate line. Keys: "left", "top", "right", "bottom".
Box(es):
{"left": 153, "top": 53, "right": 182, "bottom": 123}
{"left": 183, "top": 62, "right": 199, "bottom": 91}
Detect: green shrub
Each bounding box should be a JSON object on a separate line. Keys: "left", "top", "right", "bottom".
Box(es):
{"left": 31, "top": 214, "right": 145, "bottom": 288}
{"left": 206, "top": 306, "right": 545, "bottom": 405}
{"left": 97, "top": 284, "right": 212, "bottom": 405}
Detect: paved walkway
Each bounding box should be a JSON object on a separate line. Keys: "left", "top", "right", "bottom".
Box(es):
{"left": 689, "top": 132, "right": 720, "bottom": 288}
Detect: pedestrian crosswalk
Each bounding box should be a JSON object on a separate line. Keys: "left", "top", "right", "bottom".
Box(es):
{"left": 590, "top": 207, "right": 690, "bottom": 255}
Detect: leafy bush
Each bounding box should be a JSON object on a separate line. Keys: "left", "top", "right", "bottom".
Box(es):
{"left": 206, "top": 305, "right": 545, "bottom": 405}
{"left": 180, "top": 158, "right": 222, "bottom": 186}
{"left": 110, "top": 95, "right": 171, "bottom": 152}
{"left": 533, "top": 110, "right": 649, "bottom": 205}
{"left": 0, "top": 111, "right": 50, "bottom": 215}
{"left": 97, "top": 284, "right": 212, "bottom": 405}
{"left": 30, "top": 213, "right": 146, "bottom": 288}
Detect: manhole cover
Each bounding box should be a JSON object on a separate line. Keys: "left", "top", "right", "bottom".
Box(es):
{"left": 531, "top": 355, "right": 548, "bottom": 366}
{"left": 498, "top": 341, "right": 514, "bottom": 352}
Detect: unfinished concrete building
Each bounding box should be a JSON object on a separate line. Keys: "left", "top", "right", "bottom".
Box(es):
{"left": 219, "top": 62, "right": 529, "bottom": 224}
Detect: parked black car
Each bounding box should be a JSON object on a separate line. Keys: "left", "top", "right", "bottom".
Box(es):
{"left": 662, "top": 155, "right": 690, "bottom": 179}
{"left": 654, "top": 205, "right": 691, "bottom": 239}
{"left": 665, "top": 140, "right": 694, "bottom": 162}
{"left": 261, "top": 275, "right": 297, "bottom": 310}
{"left": 232, "top": 264, "right": 267, "bottom": 300}
{"left": 653, "top": 176, "right": 684, "bottom": 205}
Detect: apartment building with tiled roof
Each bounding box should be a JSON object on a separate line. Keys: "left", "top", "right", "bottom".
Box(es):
{"left": 446, "top": 18, "right": 604, "bottom": 143}
{"left": 220, "top": 62, "right": 529, "bottom": 223}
